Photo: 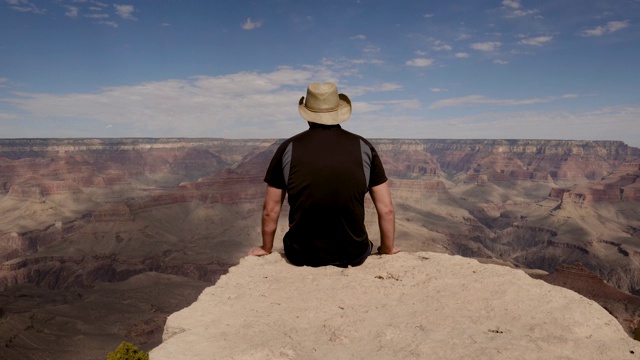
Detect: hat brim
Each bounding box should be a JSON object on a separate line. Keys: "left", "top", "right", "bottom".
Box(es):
{"left": 298, "top": 93, "right": 352, "bottom": 125}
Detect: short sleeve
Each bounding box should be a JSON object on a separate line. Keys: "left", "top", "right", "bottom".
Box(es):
{"left": 368, "top": 144, "right": 387, "bottom": 188}
{"left": 264, "top": 140, "right": 289, "bottom": 189}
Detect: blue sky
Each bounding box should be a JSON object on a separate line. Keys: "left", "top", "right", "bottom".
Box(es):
{"left": 1, "top": 0, "right": 639, "bottom": 147}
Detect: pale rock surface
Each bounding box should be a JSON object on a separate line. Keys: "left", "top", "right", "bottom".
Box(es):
{"left": 151, "top": 252, "right": 640, "bottom": 360}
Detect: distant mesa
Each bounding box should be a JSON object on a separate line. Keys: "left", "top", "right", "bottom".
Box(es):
{"left": 0, "top": 138, "right": 639, "bottom": 359}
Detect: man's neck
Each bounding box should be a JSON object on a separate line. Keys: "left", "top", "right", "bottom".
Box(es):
{"left": 308, "top": 122, "right": 342, "bottom": 129}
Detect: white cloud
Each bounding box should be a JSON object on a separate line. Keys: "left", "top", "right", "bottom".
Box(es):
{"left": 406, "top": 58, "right": 434, "bottom": 67}
{"left": 242, "top": 18, "right": 262, "bottom": 30}
{"left": 340, "top": 104, "right": 640, "bottom": 148}
{"left": 430, "top": 94, "right": 579, "bottom": 109}
{"left": 470, "top": 42, "right": 502, "bottom": 51}
{"left": 0, "top": 112, "right": 19, "bottom": 121}
{"left": 85, "top": 13, "right": 108, "bottom": 19}
{"left": 350, "top": 34, "right": 366, "bottom": 40}
{"left": 350, "top": 59, "right": 383, "bottom": 65}
{"left": 581, "top": 20, "right": 630, "bottom": 37}
{"left": 387, "top": 106, "right": 638, "bottom": 146}
{"left": 518, "top": 35, "right": 553, "bottom": 46}
{"left": 510, "top": 9, "right": 538, "bottom": 17}
{"left": 343, "top": 83, "right": 402, "bottom": 97}
{"left": 493, "top": 59, "right": 509, "bottom": 65}
{"left": 65, "top": 5, "right": 79, "bottom": 17}
{"left": 350, "top": 59, "right": 367, "bottom": 64}
{"left": 99, "top": 20, "right": 118, "bottom": 28}
{"left": 6, "top": 0, "right": 45, "bottom": 14}
{"left": 113, "top": 4, "right": 136, "bottom": 20}
{"left": 502, "top": 0, "right": 539, "bottom": 18}
{"left": 1, "top": 68, "right": 637, "bottom": 146}
{"left": 0, "top": 67, "right": 404, "bottom": 138}
{"left": 433, "top": 44, "right": 452, "bottom": 51}
{"left": 369, "top": 99, "right": 421, "bottom": 111}
{"left": 502, "top": 0, "right": 521, "bottom": 9}
{"left": 431, "top": 40, "right": 451, "bottom": 51}
{"left": 454, "top": 52, "right": 470, "bottom": 58}
{"left": 423, "top": 13, "right": 434, "bottom": 18}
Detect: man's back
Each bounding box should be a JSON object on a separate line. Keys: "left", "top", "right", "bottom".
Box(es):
{"left": 265, "top": 123, "right": 387, "bottom": 266}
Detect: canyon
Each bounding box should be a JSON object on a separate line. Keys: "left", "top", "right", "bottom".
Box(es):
{"left": 0, "top": 138, "right": 639, "bottom": 359}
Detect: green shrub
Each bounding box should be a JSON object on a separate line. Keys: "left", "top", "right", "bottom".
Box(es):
{"left": 107, "top": 341, "right": 149, "bottom": 360}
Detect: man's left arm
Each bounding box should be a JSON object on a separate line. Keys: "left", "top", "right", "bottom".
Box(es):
{"left": 249, "top": 185, "right": 285, "bottom": 256}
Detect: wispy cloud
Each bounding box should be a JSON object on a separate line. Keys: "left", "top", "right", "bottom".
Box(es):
{"left": 350, "top": 59, "right": 383, "bottom": 65}
{"left": 430, "top": 94, "right": 578, "bottom": 109}
{"left": 581, "top": 20, "right": 630, "bottom": 37}
{"left": 493, "top": 59, "right": 509, "bottom": 65}
{"left": 369, "top": 99, "right": 421, "bottom": 111}
{"left": 5, "top": 0, "right": 45, "bottom": 14}
{"left": 345, "top": 105, "right": 640, "bottom": 147}
{"left": 343, "top": 83, "right": 402, "bottom": 97}
{"left": 501, "top": 0, "right": 538, "bottom": 18}
{"left": 65, "top": 5, "right": 80, "bottom": 18}
{"left": 470, "top": 42, "right": 502, "bottom": 52}
{"left": 363, "top": 45, "right": 380, "bottom": 53}
{"left": 406, "top": 58, "right": 434, "bottom": 67}
{"left": 433, "top": 44, "right": 452, "bottom": 51}
{"left": 242, "top": 18, "right": 262, "bottom": 30}
{"left": 113, "top": 4, "right": 136, "bottom": 20}
{"left": 350, "top": 34, "right": 366, "bottom": 40}
{"left": 99, "top": 20, "right": 118, "bottom": 28}
{"left": 85, "top": 13, "right": 109, "bottom": 19}
{"left": 518, "top": 35, "right": 553, "bottom": 46}
{"left": 454, "top": 52, "right": 470, "bottom": 58}
{"left": 1, "top": 67, "right": 402, "bottom": 138}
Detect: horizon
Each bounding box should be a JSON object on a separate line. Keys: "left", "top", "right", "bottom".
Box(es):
{"left": 1, "top": 0, "right": 639, "bottom": 147}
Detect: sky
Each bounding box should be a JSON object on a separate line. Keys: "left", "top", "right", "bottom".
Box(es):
{"left": 1, "top": 0, "right": 640, "bottom": 147}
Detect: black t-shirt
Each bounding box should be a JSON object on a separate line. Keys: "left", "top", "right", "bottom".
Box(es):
{"left": 264, "top": 123, "right": 387, "bottom": 266}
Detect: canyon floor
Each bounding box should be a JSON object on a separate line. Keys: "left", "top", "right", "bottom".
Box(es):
{"left": 0, "top": 138, "right": 639, "bottom": 359}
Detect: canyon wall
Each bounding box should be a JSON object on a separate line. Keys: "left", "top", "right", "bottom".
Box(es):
{"left": 0, "top": 137, "right": 639, "bottom": 359}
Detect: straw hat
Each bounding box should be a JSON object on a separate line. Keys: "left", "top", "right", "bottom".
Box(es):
{"left": 298, "top": 82, "right": 352, "bottom": 125}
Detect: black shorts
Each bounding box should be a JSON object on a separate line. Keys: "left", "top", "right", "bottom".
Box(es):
{"left": 284, "top": 238, "right": 373, "bottom": 268}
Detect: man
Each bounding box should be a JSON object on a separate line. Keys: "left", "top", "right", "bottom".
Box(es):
{"left": 249, "top": 82, "right": 398, "bottom": 267}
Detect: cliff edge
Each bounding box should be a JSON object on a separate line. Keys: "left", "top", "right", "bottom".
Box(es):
{"left": 151, "top": 252, "right": 637, "bottom": 359}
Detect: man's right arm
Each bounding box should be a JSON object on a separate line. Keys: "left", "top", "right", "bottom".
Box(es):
{"left": 249, "top": 185, "right": 285, "bottom": 256}
{"left": 369, "top": 181, "right": 399, "bottom": 254}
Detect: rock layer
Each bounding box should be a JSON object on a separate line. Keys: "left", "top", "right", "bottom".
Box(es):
{"left": 1, "top": 138, "right": 640, "bottom": 359}
{"left": 151, "top": 252, "right": 640, "bottom": 360}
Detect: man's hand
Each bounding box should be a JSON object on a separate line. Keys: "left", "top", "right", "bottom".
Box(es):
{"left": 377, "top": 245, "right": 401, "bottom": 255}
{"left": 249, "top": 246, "right": 271, "bottom": 256}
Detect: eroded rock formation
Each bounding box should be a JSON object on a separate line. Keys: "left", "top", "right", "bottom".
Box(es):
{"left": 0, "top": 138, "right": 639, "bottom": 359}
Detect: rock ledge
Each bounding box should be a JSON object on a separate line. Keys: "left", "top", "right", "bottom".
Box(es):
{"left": 151, "top": 252, "right": 639, "bottom": 360}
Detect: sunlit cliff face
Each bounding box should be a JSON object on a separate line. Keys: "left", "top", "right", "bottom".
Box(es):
{"left": 0, "top": 138, "right": 639, "bottom": 359}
